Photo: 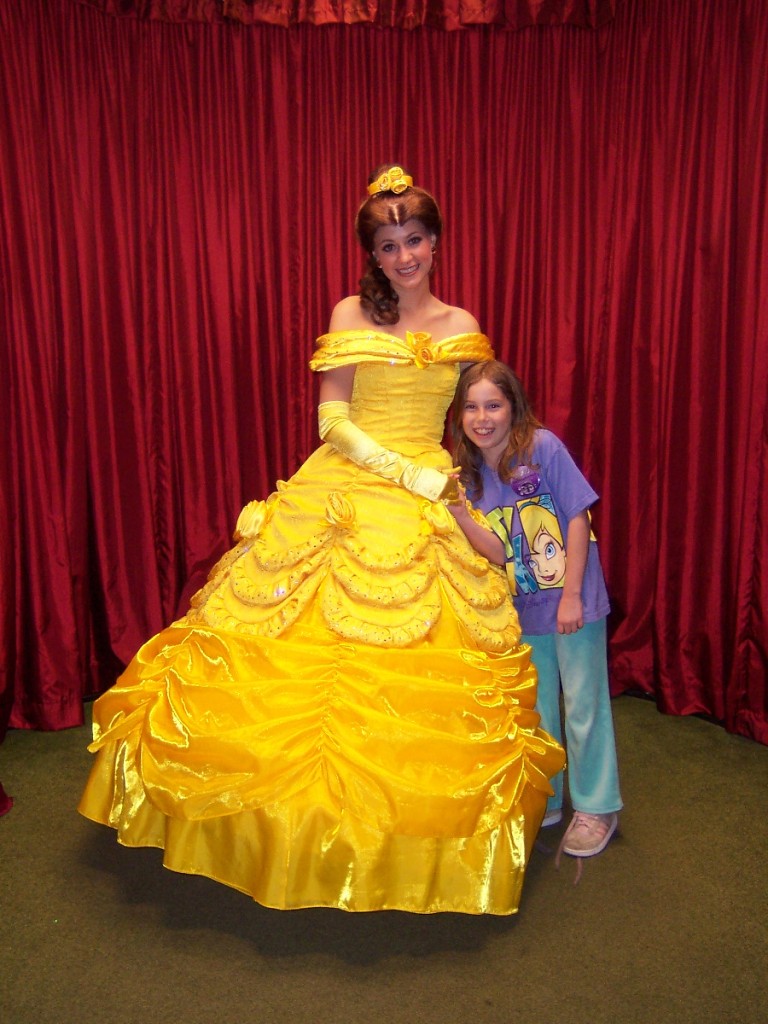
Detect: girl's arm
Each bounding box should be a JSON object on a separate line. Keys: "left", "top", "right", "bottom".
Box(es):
{"left": 448, "top": 489, "right": 506, "bottom": 565}
{"left": 557, "top": 510, "right": 590, "bottom": 634}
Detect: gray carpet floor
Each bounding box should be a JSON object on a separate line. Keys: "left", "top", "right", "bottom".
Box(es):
{"left": 1, "top": 694, "right": 766, "bottom": 1024}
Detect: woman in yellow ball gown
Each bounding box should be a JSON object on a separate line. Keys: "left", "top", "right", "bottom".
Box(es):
{"left": 78, "top": 165, "right": 564, "bottom": 915}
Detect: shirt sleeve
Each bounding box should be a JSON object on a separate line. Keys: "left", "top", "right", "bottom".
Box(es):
{"left": 535, "top": 430, "right": 599, "bottom": 523}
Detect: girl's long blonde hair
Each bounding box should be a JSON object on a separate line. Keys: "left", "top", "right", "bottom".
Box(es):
{"left": 451, "top": 360, "right": 541, "bottom": 499}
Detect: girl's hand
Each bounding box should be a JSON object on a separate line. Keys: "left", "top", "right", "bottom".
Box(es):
{"left": 556, "top": 594, "right": 584, "bottom": 634}
{"left": 448, "top": 487, "right": 479, "bottom": 528}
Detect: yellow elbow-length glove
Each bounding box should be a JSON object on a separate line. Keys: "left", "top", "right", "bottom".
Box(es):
{"left": 318, "top": 400, "right": 458, "bottom": 502}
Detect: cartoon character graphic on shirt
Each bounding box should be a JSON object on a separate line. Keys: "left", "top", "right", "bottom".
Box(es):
{"left": 484, "top": 486, "right": 566, "bottom": 597}
{"left": 518, "top": 496, "right": 566, "bottom": 591}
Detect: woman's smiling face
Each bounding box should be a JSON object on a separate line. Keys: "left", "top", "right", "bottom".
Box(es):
{"left": 371, "top": 219, "right": 435, "bottom": 291}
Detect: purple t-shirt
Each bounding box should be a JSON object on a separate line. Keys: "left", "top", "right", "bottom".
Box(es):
{"left": 472, "top": 429, "right": 610, "bottom": 636}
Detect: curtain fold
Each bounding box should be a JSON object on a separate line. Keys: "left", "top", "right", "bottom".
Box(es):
{"left": 1, "top": 0, "right": 766, "bottom": 742}
{"left": 73, "top": 0, "right": 621, "bottom": 29}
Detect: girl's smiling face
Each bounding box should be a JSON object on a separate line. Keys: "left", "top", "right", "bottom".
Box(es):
{"left": 462, "top": 379, "right": 513, "bottom": 469}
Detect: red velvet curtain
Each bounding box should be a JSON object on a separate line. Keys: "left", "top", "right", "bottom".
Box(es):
{"left": 74, "top": 0, "right": 620, "bottom": 30}
{"left": 1, "top": 0, "right": 766, "bottom": 743}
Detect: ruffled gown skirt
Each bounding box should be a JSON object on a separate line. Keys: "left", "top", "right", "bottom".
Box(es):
{"left": 79, "top": 440, "right": 564, "bottom": 915}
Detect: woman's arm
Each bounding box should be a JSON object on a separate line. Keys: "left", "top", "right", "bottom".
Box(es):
{"left": 316, "top": 365, "right": 455, "bottom": 502}
{"left": 318, "top": 364, "right": 356, "bottom": 405}
{"left": 319, "top": 297, "right": 366, "bottom": 403}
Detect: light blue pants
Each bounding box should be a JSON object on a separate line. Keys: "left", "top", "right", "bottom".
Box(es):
{"left": 523, "top": 618, "right": 623, "bottom": 816}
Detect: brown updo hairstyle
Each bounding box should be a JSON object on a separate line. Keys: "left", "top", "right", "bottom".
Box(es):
{"left": 355, "top": 164, "right": 443, "bottom": 326}
{"left": 451, "top": 360, "right": 542, "bottom": 500}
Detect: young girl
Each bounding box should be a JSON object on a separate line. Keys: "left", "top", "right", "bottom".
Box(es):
{"left": 451, "top": 360, "right": 622, "bottom": 859}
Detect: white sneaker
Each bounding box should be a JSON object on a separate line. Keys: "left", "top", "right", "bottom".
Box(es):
{"left": 560, "top": 812, "right": 618, "bottom": 857}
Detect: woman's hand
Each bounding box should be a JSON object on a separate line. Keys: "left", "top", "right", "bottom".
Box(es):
{"left": 440, "top": 467, "right": 465, "bottom": 506}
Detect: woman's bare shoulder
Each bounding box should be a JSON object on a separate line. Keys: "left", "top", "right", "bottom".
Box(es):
{"left": 441, "top": 304, "right": 482, "bottom": 335}
{"left": 328, "top": 295, "right": 372, "bottom": 332}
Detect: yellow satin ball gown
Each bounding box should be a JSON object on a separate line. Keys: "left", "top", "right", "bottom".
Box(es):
{"left": 79, "top": 329, "right": 564, "bottom": 915}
